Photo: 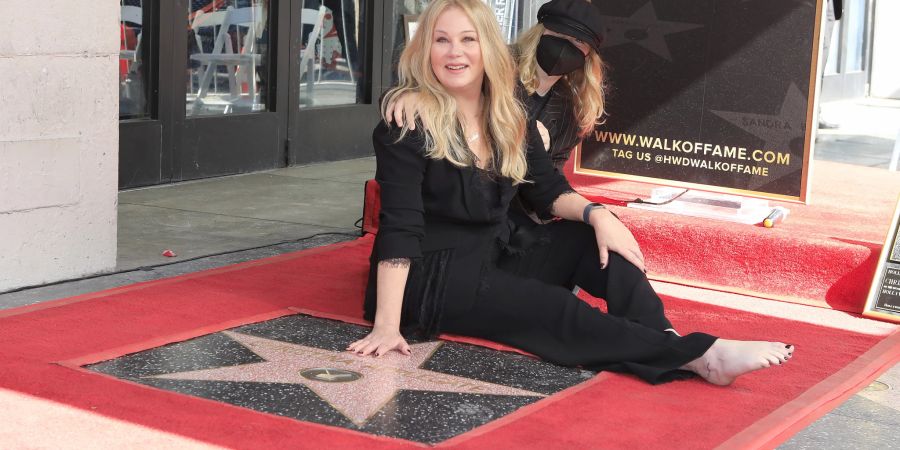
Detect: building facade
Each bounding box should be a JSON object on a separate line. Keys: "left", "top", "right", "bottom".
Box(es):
{"left": 0, "top": 0, "right": 894, "bottom": 291}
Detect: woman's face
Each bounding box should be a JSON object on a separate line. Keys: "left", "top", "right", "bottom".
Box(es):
{"left": 430, "top": 7, "right": 484, "bottom": 97}
{"left": 542, "top": 29, "right": 591, "bottom": 56}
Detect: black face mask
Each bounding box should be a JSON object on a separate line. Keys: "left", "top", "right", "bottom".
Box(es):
{"left": 536, "top": 35, "right": 585, "bottom": 76}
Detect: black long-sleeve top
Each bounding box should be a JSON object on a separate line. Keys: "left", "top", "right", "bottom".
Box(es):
{"left": 365, "top": 119, "right": 574, "bottom": 337}
{"left": 371, "top": 120, "right": 573, "bottom": 262}
{"left": 525, "top": 79, "right": 582, "bottom": 170}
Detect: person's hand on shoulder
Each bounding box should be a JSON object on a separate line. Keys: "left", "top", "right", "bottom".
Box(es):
{"left": 386, "top": 91, "right": 423, "bottom": 130}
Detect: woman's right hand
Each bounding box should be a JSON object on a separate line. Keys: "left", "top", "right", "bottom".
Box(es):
{"left": 347, "top": 326, "right": 412, "bottom": 357}
{"left": 386, "top": 91, "right": 422, "bottom": 130}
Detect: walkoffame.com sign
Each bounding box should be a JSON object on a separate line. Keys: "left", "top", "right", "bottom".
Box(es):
{"left": 575, "top": 0, "right": 825, "bottom": 202}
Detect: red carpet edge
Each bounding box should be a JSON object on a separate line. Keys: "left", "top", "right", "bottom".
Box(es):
{"left": 2, "top": 236, "right": 898, "bottom": 448}
{"left": 718, "top": 330, "right": 900, "bottom": 449}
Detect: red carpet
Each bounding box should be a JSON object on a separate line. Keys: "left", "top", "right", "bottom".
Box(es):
{"left": 0, "top": 236, "right": 897, "bottom": 449}
{"left": 565, "top": 159, "right": 900, "bottom": 313}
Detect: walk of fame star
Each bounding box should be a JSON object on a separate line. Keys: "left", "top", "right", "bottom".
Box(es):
{"left": 599, "top": 2, "right": 703, "bottom": 61}
{"left": 147, "top": 331, "right": 544, "bottom": 426}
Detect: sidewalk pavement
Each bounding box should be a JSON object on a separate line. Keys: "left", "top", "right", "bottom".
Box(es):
{"left": 1, "top": 98, "right": 898, "bottom": 449}
{"left": 817, "top": 97, "right": 900, "bottom": 170}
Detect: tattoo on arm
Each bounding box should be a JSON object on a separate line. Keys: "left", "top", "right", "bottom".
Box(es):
{"left": 379, "top": 258, "right": 411, "bottom": 268}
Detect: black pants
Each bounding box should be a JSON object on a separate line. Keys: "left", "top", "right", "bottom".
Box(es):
{"left": 440, "top": 220, "right": 717, "bottom": 384}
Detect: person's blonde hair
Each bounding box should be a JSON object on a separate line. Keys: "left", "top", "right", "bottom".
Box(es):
{"left": 382, "top": 0, "right": 528, "bottom": 184}
{"left": 516, "top": 24, "right": 606, "bottom": 137}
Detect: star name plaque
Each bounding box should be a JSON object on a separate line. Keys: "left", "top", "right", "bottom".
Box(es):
{"left": 864, "top": 195, "right": 900, "bottom": 323}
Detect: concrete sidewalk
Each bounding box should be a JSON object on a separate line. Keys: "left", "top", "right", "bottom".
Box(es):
{"left": 1, "top": 98, "right": 898, "bottom": 448}
{"left": 817, "top": 97, "right": 900, "bottom": 169}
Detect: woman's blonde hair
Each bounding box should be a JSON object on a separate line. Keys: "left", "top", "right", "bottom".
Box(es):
{"left": 516, "top": 24, "right": 606, "bottom": 137}
{"left": 382, "top": 0, "right": 528, "bottom": 184}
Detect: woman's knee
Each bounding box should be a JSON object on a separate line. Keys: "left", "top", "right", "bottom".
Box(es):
{"left": 550, "top": 220, "right": 598, "bottom": 250}
{"left": 607, "top": 251, "right": 644, "bottom": 272}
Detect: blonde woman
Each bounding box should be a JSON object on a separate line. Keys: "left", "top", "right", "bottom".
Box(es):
{"left": 389, "top": 0, "right": 606, "bottom": 170}
{"left": 348, "top": 0, "right": 794, "bottom": 386}
{"left": 516, "top": 0, "right": 605, "bottom": 168}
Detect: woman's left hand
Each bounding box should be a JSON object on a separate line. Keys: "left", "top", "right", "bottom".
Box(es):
{"left": 588, "top": 209, "right": 646, "bottom": 272}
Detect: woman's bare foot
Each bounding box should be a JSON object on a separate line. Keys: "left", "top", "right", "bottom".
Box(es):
{"left": 683, "top": 339, "right": 794, "bottom": 386}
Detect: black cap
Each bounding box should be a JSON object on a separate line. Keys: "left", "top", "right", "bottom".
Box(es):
{"left": 537, "top": 0, "right": 604, "bottom": 53}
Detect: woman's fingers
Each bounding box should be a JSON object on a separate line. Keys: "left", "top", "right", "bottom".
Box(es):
{"left": 375, "top": 340, "right": 402, "bottom": 357}
{"left": 403, "top": 103, "right": 417, "bottom": 130}
{"left": 621, "top": 250, "right": 645, "bottom": 273}
{"left": 631, "top": 249, "right": 647, "bottom": 272}
{"left": 598, "top": 245, "right": 610, "bottom": 270}
{"left": 610, "top": 238, "right": 645, "bottom": 272}
{"left": 393, "top": 103, "right": 405, "bottom": 128}
{"left": 360, "top": 341, "right": 381, "bottom": 356}
{"left": 347, "top": 339, "right": 366, "bottom": 352}
{"left": 350, "top": 335, "right": 411, "bottom": 357}
{"left": 385, "top": 101, "right": 397, "bottom": 123}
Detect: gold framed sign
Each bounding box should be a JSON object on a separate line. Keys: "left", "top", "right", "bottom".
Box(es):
{"left": 863, "top": 195, "right": 900, "bottom": 323}
{"left": 575, "top": 0, "right": 826, "bottom": 203}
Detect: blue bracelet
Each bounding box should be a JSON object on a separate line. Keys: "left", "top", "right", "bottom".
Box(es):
{"left": 582, "top": 202, "right": 606, "bottom": 224}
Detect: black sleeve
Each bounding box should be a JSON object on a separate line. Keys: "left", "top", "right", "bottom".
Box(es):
{"left": 372, "top": 121, "right": 428, "bottom": 261}
{"left": 518, "top": 119, "right": 575, "bottom": 216}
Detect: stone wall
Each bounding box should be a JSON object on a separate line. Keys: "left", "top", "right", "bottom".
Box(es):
{"left": 0, "top": 1, "right": 119, "bottom": 291}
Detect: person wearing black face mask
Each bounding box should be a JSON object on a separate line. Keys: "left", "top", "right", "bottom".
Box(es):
{"left": 535, "top": 34, "right": 588, "bottom": 76}
{"left": 520, "top": 0, "right": 606, "bottom": 170}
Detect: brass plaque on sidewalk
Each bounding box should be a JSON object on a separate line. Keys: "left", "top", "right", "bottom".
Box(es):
{"left": 864, "top": 195, "right": 900, "bottom": 323}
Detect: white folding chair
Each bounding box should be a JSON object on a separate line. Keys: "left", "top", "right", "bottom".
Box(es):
{"left": 299, "top": 6, "right": 327, "bottom": 85}
{"left": 189, "top": 5, "right": 266, "bottom": 114}
{"left": 120, "top": 4, "right": 142, "bottom": 62}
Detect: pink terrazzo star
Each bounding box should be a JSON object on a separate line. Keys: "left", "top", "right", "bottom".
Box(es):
{"left": 148, "top": 331, "right": 544, "bottom": 425}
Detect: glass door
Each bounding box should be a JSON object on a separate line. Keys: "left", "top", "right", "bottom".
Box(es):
{"left": 287, "top": 0, "right": 382, "bottom": 165}
{"left": 119, "top": 0, "right": 293, "bottom": 188}
{"left": 821, "top": 0, "right": 873, "bottom": 101}
{"left": 177, "top": 0, "right": 287, "bottom": 180}
{"left": 124, "top": 0, "right": 529, "bottom": 188}
{"left": 119, "top": 0, "right": 165, "bottom": 188}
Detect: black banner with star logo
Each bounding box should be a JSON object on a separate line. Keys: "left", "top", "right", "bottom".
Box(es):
{"left": 575, "top": 0, "right": 824, "bottom": 202}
